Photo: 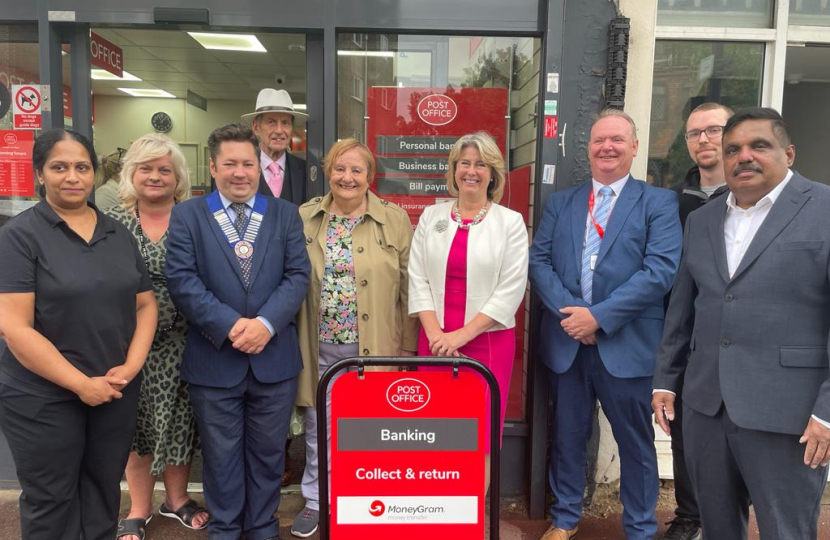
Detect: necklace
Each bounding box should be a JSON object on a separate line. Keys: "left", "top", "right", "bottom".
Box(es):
{"left": 453, "top": 201, "right": 489, "bottom": 230}
{"left": 135, "top": 205, "right": 180, "bottom": 336}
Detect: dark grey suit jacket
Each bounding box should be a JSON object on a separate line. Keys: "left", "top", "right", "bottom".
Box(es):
{"left": 654, "top": 172, "right": 830, "bottom": 435}
{"left": 258, "top": 152, "right": 307, "bottom": 206}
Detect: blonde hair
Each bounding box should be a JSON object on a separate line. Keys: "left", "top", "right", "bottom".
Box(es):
{"left": 95, "top": 149, "right": 123, "bottom": 189}
{"left": 119, "top": 133, "right": 191, "bottom": 209}
{"left": 591, "top": 108, "right": 638, "bottom": 141}
{"left": 445, "top": 131, "right": 506, "bottom": 203}
{"left": 324, "top": 138, "right": 376, "bottom": 183}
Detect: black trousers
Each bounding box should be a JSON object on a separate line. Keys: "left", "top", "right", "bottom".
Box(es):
{"left": 683, "top": 404, "right": 827, "bottom": 540}
{"left": 0, "top": 380, "right": 139, "bottom": 540}
{"left": 668, "top": 393, "right": 700, "bottom": 524}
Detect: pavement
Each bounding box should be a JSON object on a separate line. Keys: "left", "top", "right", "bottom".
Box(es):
{"left": 2, "top": 483, "right": 830, "bottom": 539}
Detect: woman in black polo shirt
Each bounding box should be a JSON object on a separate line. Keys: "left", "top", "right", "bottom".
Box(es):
{"left": 0, "top": 129, "right": 158, "bottom": 540}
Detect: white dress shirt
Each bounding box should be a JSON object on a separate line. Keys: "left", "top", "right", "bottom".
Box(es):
{"left": 217, "top": 191, "right": 275, "bottom": 336}
{"left": 724, "top": 170, "right": 792, "bottom": 277}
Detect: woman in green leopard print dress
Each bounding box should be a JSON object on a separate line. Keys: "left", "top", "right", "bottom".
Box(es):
{"left": 105, "top": 134, "right": 209, "bottom": 539}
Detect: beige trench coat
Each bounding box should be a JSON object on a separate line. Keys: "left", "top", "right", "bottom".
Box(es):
{"left": 294, "top": 191, "right": 420, "bottom": 407}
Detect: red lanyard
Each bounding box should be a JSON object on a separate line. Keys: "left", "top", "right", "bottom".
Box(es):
{"left": 588, "top": 189, "right": 607, "bottom": 239}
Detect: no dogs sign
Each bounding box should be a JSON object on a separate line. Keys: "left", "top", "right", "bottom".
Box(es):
{"left": 12, "top": 85, "right": 42, "bottom": 129}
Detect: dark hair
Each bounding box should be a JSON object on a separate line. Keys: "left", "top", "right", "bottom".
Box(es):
{"left": 33, "top": 129, "right": 99, "bottom": 198}
{"left": 208, "top": 123, "right": 260, "bottom": 163}
{"left": 723, "top": 107, "right": 791, "bottom": 147}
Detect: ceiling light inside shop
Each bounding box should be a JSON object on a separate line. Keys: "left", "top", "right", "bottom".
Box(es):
{"left": 118, "top": 87, "right": 176, "bottom": 98}
{"left": 337, "top": 50, "right": 395, "bottom": 58}
{"left": 188, "top": 32, "right": 267, "bottom": 52}
{"left": 294, "top": 104, "right": 307, "bottom": 110}
{"left": 92, "top": 69, "right": 141, "bottom": 81}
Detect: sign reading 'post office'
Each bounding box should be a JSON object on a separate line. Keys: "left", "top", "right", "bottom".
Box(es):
{"left": 330, "top": 371, "right": 486, "bottom": 539}
{"left": 367, "top": 87, "right": 508, "bottom": 224}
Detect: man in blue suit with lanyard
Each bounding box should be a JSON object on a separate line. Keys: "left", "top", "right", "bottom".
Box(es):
{"left": 530, "top": 109, "right": 682, "bottom": 540}
{"left": 166, "top": 123, "right": 310, "bottom": 540}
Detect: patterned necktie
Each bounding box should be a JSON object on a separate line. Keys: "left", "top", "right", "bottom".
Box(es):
{"left": 230, "top": 203, "right": 252, "bottom": 287}
{"left": 580, "top": 186, "right": 614, "bottom": 304}
{"left": 267, "top": 161, "right": 284, "bottom": 198}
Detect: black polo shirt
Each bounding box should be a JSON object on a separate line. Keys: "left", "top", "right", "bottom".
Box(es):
{"left": 0, "top": 200, "right": 152, "bottom": 399}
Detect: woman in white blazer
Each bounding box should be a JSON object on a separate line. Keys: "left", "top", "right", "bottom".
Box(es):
{"left": 408, "top": 131, "right": 528, "bottom": 489}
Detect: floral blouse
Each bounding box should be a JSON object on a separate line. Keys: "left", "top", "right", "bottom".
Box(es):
{"left": 318, "top": 214, "right": 362, "bottom": 343}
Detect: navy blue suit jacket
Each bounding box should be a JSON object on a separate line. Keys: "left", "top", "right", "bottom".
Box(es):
{"left": 529, "top": 177, "right": 682, "bottom": 378}
{"left": 165, "top": 194, "right": 310, "bottom": 388}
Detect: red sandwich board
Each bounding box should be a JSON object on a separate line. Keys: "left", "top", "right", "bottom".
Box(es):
{"left": 320, "top": 357, "right": 499, "bottom": 540}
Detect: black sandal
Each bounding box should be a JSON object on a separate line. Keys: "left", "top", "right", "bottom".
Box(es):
{"left": 158, "top": 499, "right": 210, "bottom": 530}
{"left": 115, "top": 515, "right": 152, "bottom": 540}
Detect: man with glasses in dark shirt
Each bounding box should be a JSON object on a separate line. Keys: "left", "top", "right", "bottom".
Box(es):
{"left": 658, "top": 102, "right": 732, "bottom": 540}
{"left": 675, "top": 103, "right": 733, "bottom": 226}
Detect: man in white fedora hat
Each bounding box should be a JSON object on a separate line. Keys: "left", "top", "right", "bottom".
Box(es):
{"left": 242, "top": 88, "right": 309, "bottom": 205}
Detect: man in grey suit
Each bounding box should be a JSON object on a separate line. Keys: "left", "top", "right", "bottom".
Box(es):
{"left": 653, "top": 107, "right": 830, "bottom": 540}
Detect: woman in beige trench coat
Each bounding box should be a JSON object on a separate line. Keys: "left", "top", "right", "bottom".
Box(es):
{"left": 290, "top": 138, "right": 419, "bottom": 537}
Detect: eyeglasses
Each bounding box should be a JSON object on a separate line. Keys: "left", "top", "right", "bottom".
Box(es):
{"left": 684, "top": 126, "right": 724, "bottom": 142}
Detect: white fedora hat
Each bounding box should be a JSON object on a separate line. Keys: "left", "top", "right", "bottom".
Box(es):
{"left": 241, "top": 88, "right": 308, "bottom": 124}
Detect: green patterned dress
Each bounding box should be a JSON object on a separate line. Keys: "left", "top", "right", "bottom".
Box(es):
{"left": 105, "top": 205, "right": 199, "bottom": 475}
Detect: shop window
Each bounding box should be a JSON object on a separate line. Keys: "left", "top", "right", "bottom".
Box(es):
{"left": 647, "top": 40, "right": 763, "bottom": 188}
{"left": 790, "top": 0, "right": 830, "bottom": 26}
{"left": 782, "top": 45, "right": 830, "bottom": 185}
{"left": 87, "top": 28, "right": 307, "bottom": 193}
{"left": 657, "top": 0, "right": 772, "bottom": 28}
{"left": 0, "top": 24, "right": 41, "bottom": 227}
{"left": 336, "top": 33, "right": 541, "bottom": 423}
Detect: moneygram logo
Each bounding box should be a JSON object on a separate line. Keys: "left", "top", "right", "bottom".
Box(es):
{"left": 338, "top": 496, "right": 476, "bottom": 524}
{"left": 369, "top": 500, "right": 385, "bottom": 517}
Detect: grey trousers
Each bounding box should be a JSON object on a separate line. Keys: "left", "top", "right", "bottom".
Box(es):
{"left": 684, "top": 404, "right": 828, "bottom": 540}
{"left": 301, "top": 341, "right": 358, "bottom": 510}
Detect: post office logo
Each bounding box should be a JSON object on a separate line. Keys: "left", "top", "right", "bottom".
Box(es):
{"left": 417, "top": 94, "right": 457, "bottom": 126}
{"left": 386, "top": 378, "right": 431, "bottom": 412}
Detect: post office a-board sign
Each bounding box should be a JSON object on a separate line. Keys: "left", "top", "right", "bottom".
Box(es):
{"left": 329, "top": 370, "right": 486, "bottom": 539}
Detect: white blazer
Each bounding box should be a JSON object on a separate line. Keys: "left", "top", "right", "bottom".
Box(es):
{"left": 408, "top": 201, "right": 529, "bottom": 330}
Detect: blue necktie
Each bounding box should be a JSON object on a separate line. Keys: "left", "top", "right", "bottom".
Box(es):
{"left": 581, "top": 186, "right": 613, "bottom": 304}
{"left": 230, "top": 203, "right": 252, "bottom": 287}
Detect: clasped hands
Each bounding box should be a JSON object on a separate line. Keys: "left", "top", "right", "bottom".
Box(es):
{"left": 427, "top": 327, "right": 472, "bottom": 357}
{"left": 560, "top": 306, "right": 600, "bottom": 345}
{"left": 77, "top": 364, "right": 139, "bottom": 407}
{"left": 229, "top": 317, "right": 272, "bottom": 354}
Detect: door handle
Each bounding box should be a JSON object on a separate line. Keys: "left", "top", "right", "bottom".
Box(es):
{"left": 558, "top": 122, "right": 567, "bottom": 158}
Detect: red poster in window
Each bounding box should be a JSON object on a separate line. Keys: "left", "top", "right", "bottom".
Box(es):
{"left": 330, "top": 370, "right": 487, "bottom": 539}
{"left": 0, "top": 130, "right": 35, "bottom": 197}
{"left": 367, "top": 87, "right": 508, "bottom": 225}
